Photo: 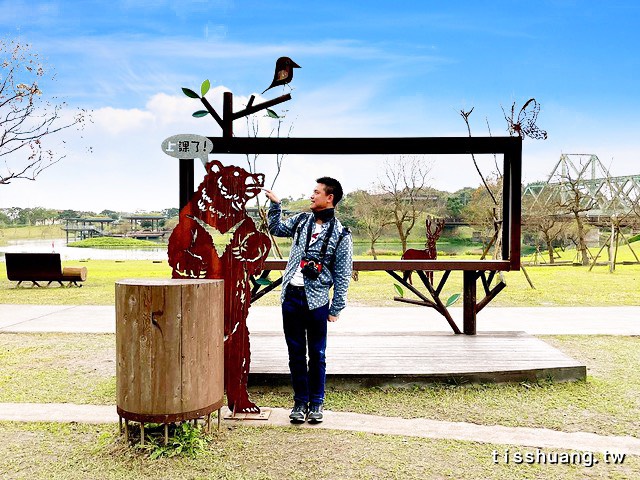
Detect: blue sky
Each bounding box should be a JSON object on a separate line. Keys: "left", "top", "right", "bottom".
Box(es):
{"left": 2, "top": 0, "right": 639, "bottom": 211}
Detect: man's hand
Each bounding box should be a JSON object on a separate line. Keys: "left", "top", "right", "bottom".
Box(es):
{"left": 328, "top": 315, "right": 339, "bottom": 322}
{"left": 262, "top": 188, "right": 280, "bottom": 204}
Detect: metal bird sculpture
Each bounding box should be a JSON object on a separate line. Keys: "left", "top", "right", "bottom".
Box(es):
{"left": 261, "top": 57, "right": 301, "bottom": 94}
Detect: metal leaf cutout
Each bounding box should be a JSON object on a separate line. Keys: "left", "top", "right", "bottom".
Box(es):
{"left": 446, "top": 293, "right": 461, "bottom": 307}
{"left": 201, "top": 79, "right": 211, "bottom": 97}
{"left": 182, "top": 87, "right": 200, "bottom": 99}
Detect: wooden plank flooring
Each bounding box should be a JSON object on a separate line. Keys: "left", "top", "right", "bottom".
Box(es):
{"left": 248, "top": 331, "right": 586, "bottom": 386}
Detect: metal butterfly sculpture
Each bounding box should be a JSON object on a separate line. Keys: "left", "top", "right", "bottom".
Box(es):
{"left": 503, "top": 98, "right": 548, "bottom": 140}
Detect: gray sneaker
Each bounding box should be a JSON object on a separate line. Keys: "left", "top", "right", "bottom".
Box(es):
{"left": 289, "top": 402, "right": 308, "bottom": 423}
{"left": 307, "top": 403, "right": 324, "bottom": 423}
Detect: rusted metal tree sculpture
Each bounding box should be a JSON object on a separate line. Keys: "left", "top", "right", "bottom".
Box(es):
{"left": 168, "top": 160, "right": 270, "bottom": 414}
{"left": 177, "top": 77, "right": 294, "bottom": 209}
{"left": 164, "top": 66, "right": 297, "bottom": 415}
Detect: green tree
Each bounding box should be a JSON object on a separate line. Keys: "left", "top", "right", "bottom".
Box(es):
{"left": 4, "top": 207, "right": 21, "bottom": 224}
{"left": 0, "top": 210, "right": 10, "bottom": 226}
{"left": 352, "top": 189, "right": 392, "bottom": 259}
{"left": 462, "top": 179, "right": 502, "bottom": 251}
{"left": 446, "top": 187, "right": 473, "bottom": 218}
{"left": 17, "top": 208, "right": 33, "bottom": 225}
{"left": 99, "top": 209, "right": 120, "bottom": 220}
{"left": 522, "top": 193, "right": 567, "bottom": 264}
{"left": 58, "top": 209, "right": 80, "bottom": 220}
{"left": 162, "top": 207, "right": 179, "bottom": 219}
{"left": 335, "top": 191, "right": 359, "bottom": 230}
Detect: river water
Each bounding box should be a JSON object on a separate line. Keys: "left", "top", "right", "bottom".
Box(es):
{"left": 0, "top": 239, "right": 168, "bottom": 261}
{"left": 0, "top": 239, "right": 453, "bottom": 262}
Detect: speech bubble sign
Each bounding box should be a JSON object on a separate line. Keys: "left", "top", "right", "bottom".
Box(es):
{"left": 161, "top": 134, "right": 213, "bottom": 166}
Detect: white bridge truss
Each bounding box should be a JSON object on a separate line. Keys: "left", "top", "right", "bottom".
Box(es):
{"left": 523, "top": 154, "right": 640, "bottom": 224}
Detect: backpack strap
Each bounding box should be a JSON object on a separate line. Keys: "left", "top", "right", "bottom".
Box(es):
{"left": 293, "top": 213, "right": 311, "bottom": 246}
{"left": 316, "top": 218, "right": 336, "bottom": 264}
{"left": 329, "top": 226, "right": 351, "bottom": 270}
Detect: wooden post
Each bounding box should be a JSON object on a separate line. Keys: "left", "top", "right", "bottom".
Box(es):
{"left": 463, "top": 271, "right": 477, "bottom": 335}
{"left": 179, "top": 158, "right": 194, "bottom": 211}
{"left": 223, "top": 91, "right": 233, "bottom": 138}
{"left": 116, "top": 279, "right": 225, "bottom": 428}
{"left": 506, "top": 142, "right": 522, "bottom": 269}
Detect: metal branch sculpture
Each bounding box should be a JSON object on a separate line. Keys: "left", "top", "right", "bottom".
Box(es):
{"left": 182, "top": 79, "right": 292, "bottom": 138}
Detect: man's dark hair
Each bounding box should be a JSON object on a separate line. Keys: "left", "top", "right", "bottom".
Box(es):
{"left": 316, "top": 176, "right": 343, "bottom": 205}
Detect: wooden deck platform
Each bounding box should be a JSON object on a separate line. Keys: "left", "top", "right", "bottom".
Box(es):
{"left": 248, "top": 331, "right": 586, "bottom": 387}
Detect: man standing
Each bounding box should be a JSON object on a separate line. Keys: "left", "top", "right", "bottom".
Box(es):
{"left": 263, "top": 177, "right": 352, "bottom": 423}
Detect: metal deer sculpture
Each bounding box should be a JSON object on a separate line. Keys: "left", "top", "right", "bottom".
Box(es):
{"left": 402, "top": 217, "right": 446, "bottom": 284}
{"left": 168, "top": 160, "right": 270, "bottom": 414}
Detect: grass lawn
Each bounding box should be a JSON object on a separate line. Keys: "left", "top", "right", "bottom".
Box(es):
{"left": 1, "top": 421, "right": 637, "bottom": 480}
{"left": 67, "top": 237, "right": 161, "bottom": 248}
{"left": 0, "top": 333, "right": 639, "bottom": 479}
{"left": 0, "top": 260, "right": 171, "bottom": 305}
{"left": 1, "top": 333, "right": 639, "bottom": 438}
{"left": 0, "top": 225, "right": 64, "bottom": 245}
{"left": 1, "top": 248, "right": 639, "bottom": 306}
{"left": 1, "top": 241, "right": 639, "bottom": 477}
{"left": 2, "top": 222, "right": 638, "bottom": 307}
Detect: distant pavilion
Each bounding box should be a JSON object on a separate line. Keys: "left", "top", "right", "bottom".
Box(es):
{"left": 121, "top": 215, "right": 167, "bottom": 240}
{"left": 62, "top": 217, "right": 115, "bottom": 243}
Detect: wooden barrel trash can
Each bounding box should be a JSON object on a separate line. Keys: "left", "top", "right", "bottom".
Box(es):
{"left": 115, "top": 279, "right": 224, "bottom": 429}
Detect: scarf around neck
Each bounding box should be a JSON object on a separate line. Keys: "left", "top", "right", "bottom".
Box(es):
{"left": 312, "top": 208, "right": 335, "bottom": 223}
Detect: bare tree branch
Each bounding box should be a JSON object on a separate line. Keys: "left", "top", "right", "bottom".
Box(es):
{"left": 0, "top": 39, "right": 89, "bottom": 185}
{"left": 377, "top": 155, "right": 432, "bottom": 253}
{"left": 460, "top": 108, "right": 498, "bottom": 206}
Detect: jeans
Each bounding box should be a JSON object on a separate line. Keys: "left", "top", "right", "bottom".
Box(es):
{"left": 282, "top": 285, "right": 329, "bottom": 405}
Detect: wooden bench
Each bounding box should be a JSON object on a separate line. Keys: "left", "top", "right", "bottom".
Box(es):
{"left": 4, "top": 253, "right": 87, "bottom": 288}
{"left": 251, "top": 259, "right": 512, "bottom": 335}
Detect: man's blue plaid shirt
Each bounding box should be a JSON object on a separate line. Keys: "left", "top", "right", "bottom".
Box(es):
{"left": 268, "top": 202, "right": 352, "bottom": 316}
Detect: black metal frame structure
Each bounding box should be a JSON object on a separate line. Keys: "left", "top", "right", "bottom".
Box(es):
{"left": 178, "top": 135, "right": 522, "bottom": 334}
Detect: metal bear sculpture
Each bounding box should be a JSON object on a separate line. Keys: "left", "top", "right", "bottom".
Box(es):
{"left": 168, "top": 160, "right": 270, "bottom": 414}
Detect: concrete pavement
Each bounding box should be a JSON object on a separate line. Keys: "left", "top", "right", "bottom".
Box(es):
{"left": 1, "top": 304, "right": 639, "bottom": 335}
{"left": 0, "top": 402, "right": 638, "bottom": 455}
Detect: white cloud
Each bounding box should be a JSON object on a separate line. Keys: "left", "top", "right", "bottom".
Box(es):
{"left": 0, "top": 88, "right": 293, "bottom": 212}
{"left": 92, "top": 107, "right": 155, "bottom": 135}
{"left": 2, "top": 81, "right": 640, "bottom": 214}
